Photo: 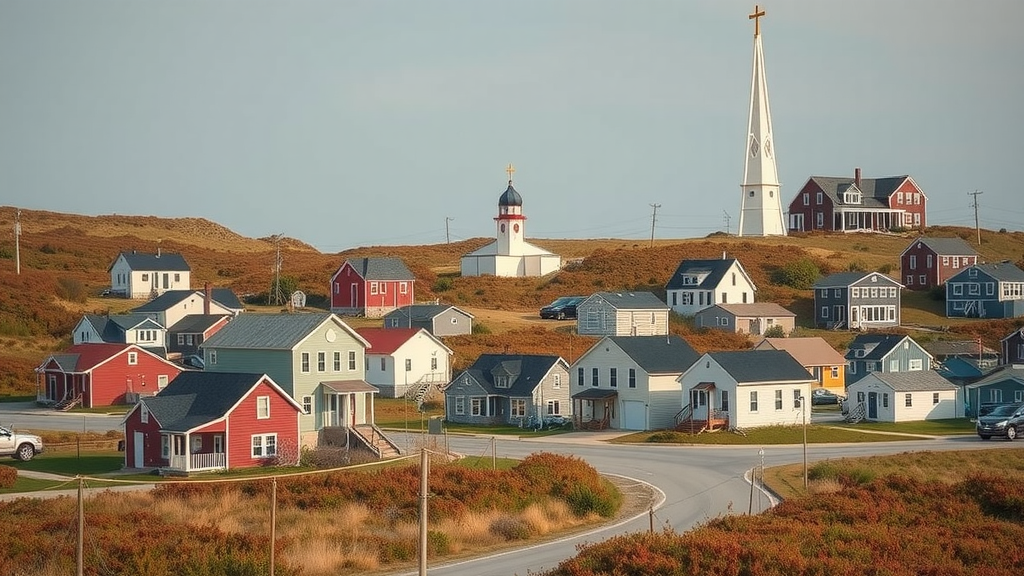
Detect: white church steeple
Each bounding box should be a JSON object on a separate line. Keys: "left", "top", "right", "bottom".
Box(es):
{"left": 738, "top": 5, "right": 787, "bottom": 237}
{"left": 495, "top": 163, "right": 526, "bottom": 255}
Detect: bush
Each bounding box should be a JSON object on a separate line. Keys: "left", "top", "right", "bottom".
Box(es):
{"left": 433, "top": 277, "right": 454, "bottom": 292}
{"left": 471, "top": 322, "right": 491, "bottom": 335}
{"left": 0, "top": 465, "right": 16, "bottom": 488}
{"left": 876, "top": 263, "right": 893, "bottom": 274}
{"left": 55, "top": 277, "right": 88, "bottom": 303}
{"left": 489, "top": 516, "right": 531, "bottom": 540}
{"left": 762, "top": 324, "right": 787, "bottom": 338}
{"left": 770, "top": 258, "right": 820, "bottom": 290}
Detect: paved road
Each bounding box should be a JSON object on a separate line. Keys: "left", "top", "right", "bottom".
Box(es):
{"left": 0, "top": 402, "right": 124, "bottom": 433}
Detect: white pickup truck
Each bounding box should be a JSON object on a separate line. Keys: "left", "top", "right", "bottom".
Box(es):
{"left": 0, "top": 425, "right": 44, "bottom": 461}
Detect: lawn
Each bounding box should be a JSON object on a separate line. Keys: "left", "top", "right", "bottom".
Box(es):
{"left": 843, "top": 418, "right": 976, "bottom": 435}
{"left": 9, "top": 452, "right": 125, "bottom": 476}
{"left": 613, "top": 424, "right": 924, "bottom": 445}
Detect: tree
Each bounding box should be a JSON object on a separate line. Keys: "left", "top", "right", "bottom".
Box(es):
{"left": 770, "top": 259, "right": 820, "bottom": 290}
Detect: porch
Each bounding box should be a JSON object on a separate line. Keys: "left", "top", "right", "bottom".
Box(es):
{"left": 160, "top": 431, "right": 227, "bottom": 475}
{"left": 320, "top": 380, "right": 379, "bottom": 428}
{"left": 834, "top": 208, "right": 908, "bottom": 232}
{"left": 572, "top": 389, "right": 617, "bottom": 430}
{"left": 676, "top": 383, "right": 730, "bottom": 433}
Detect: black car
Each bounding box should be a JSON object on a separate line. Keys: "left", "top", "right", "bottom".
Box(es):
{"left": 810, "top": 388, "right": 843, "bottom": 406}
{"left": 977, "top": 403, "right": 1024, "bottom": 440}
{"left": 540, "top": 296, "right": 585, "bottom": 320}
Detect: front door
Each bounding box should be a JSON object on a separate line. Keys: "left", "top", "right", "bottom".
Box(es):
{"left": 328, "top": 395, "right": 339, "bottom": 427}
{"left": 213, "top": 435, "right": 223, "bottom": 454}
{"left": 133, "top": 432, "right": 145, "bottom": 468}
{"left": 868, "top": 392, "right": 878, "bottom": 419}
{"left": 850, "top": 306, "right": 859, "bottom": 328}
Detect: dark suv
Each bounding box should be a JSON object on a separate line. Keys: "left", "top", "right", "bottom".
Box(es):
{"left": 540, "top": 296, "right": 585, "bottom": 320}
{"left": 976, "top": 403, "right": 1024, "bottom": 440}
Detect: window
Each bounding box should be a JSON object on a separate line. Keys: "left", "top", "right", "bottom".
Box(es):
{"left": 251, "top": 434, "right": 277, "bottom": 458}
{"left": 908, "top": 358, "right": 924, "bottom": 371}
{"left": 334, "top": 352, "right": 341, "bottom": 372}
{"left": 431, "top": 357, "right": 438, "bottom": 371}
{"left": 991, "top": 389, "right": 1003, "bottom": 403}
{"left": 141, "top": 273, "right": 149, "bottom": 281}
{"left": 870, "top": 287, "right": 878, "bottom": 298}
{"left": 914, "top": 193, "right": 921, "bottom": 205}
{"left": 897, "top": 192, "right": 904, "bottom": 204}
{"left": 301, "top": 352, "right": 310, "bottom": 373}
{"left": 831, "top": 366, "right": 839, "bottom": 379}
{"left": 857, "top": 391, "right": 865, "bottom": 403}
{"left": 547, "top": 400, "right": 560, "bottom": 415}
{"left": 1016, "top": 390, "right": 1024, "bottom": 403}
{"left": 578, "top": 367, "right": 584, "bottom": 386}
{"left": 399, "top": 282, "right": 408, "bottom": 294}
{"left": 933, "top": 392, "right": 940, "bottom": 405}
{"left": 816, "top": 192, "right": 823, "bottom": 204}
{"left": 370, "top": 282, "right": 379, "bottom": 295}
{"left": 451, "top": 317, "right": 459, "bottom": 324}
{"left": 348, "top": 351, "right": 356, "bottom": 371}
{"left": 952, "top": 283, "right": 963, "bottom": 296}
{"left": 803, "top": 193, "right": 809, "bottom": 206}
{"left": 722, "top": 292, "right": 728, "bottom": 304}
{"left": 867, "top": 362, "right": 878, "bottom": 372}
{"left": 883, "top": 394, "right": 889, "bottom": 408}
{"left": 942, "top": 256, "right": 949, "bottom": 266}
{"left": 919, "top": 275, "right": 926, "bottom": 286}
{"left": 301, "top": 395, "right": 312, "bottom": 415}
{"left": 905, "top": 394, "right": 913, "bottom": 407}
{"left": 750, "top": 391, "right": 759, "bottom": 412}
{"left": 890, "top": 359, "right": 899, "bottom": 371}
{"left": 405, "top": 358, "right": 412, "bottom": 372}
{"left": 722, "top": 391, "right": 729, "bottom": 412}
{"left": 909, "top": 255, "right": 916, "bottom": 270}
{"left": 732, "top": 273, "right": 737, "bottom": 286}
{"left": 851, "top": 287, "right": 860, "bottom": 298}
{"left": 161, "top": 435, "right": 170, "bottom": 459}
{"left": 192, "top": 436, "right": 202, "bottom": 453}
{"left": 821, "top": 307, "right": 829, "bottom": 319}
{"left": 834, "top": 288, "right": 841, "bottom": 298}
{"left": 174, "top": 273, "right": 180, "bottom": 282}
{"left": 128, "top": 352, "right": 138, "bottom": 365}
{"left": 511, "top": 399, "right": 526, "bottom": 417}
{"left": 610, "top": 368, "right": 618, "bottom": 388}
{"left": 926, "top": 255, "right": 933, "bottom": 268}
{"left": 256, "top": 396, "right": 271, "bottom": 419}
{"left": 210, "top": 350, "right": 217, "bottom": 365}
{"left": 907, "top": 275, "right": 914, "bottom": 286}
{"left": 140, "top": 403, "right": 149, "bottom": 424}
{"left": 816, "top": 212, "right": 824, "bottom": 228}
{"left": 455, "top": 396, "right": 465, "bottom": 415}
{"left": 793, "top": 389, "right": 801, "bottom": 409}
{"left": 775, "top": 389, "right": 783, "bottom": 410}
{"left": 986, "top": 282, "right": 995, "bottom": 296}
{"left": 592, "top": 367, "right": 599, "bottom": 387}
{"left": 471, "top": 398, "right": 483, "bottom": 416}
{"left": 380, "top": 357, "right": 386, "bottom": 371}
{"left": 628, "top": 368, "right": 636, "bottom": 388}
{"left": 317, "top": 352, "right": 326, "bottom": 372}
{"left": 495, "top": 376, "right": 510, "bottom": 388}
{"left": 849, "top": 362, "right": 857, "bottom": 374}
{"left": 953, "top": 258, "right": 960, "bottom": 269}
{"left": 157, "top": 375, "right": 168, "bottom": 390}
{"left": 177, "top": 334, "right": 186, "bottom": 346}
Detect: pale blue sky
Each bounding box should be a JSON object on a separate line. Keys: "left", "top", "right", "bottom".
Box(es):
{"left": 1, "top": 1, "right": 1021, "bottom": 252}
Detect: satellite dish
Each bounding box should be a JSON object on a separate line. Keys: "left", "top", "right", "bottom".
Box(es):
{"left": 290, "top": 290, "right": 307, "bottom": 309}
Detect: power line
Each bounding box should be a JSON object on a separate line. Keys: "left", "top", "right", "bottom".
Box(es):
{"left": 649, "top": 203, "right": 661, "bottom": 247}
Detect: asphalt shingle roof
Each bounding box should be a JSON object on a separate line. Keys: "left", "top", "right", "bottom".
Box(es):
{"left": 757, "top": 337, "right": 846, "bottom": 366}
{"left": 906, "top": 237, "right": 978, "bottom": 257}
{"left": 709, "top": 350, "right": 813, "bottom": 383}
{"left": 588, "top": 291, "right": 667, "bottom": 310}
{"left": 665, "top": 259, "right": 742, "bottom": 291}
{"left": 713, "top": 303, "right": 795, "bottom": 317}
{"left": 608, "top": 335, "right": 699, "bottom": 374}
{"left": 202, "top": 312, "right": 333, "bottom": 350}
{"left": 813, "top": 271, "right": 870, "bottom": 288}
{"left": 864, "top": 370, "right": 957, "bottom": 392}
{"left": 809, "top": 175, "right": 911, "bottom": 208}
{"left": 459, "top": 354, "right": 562, "bottom": 397}
{"left": 963, "top": 262, "right": 1024, "bottom": 282}
{"left": 133, "top": 288, "right": 242, "bottom": 313}
{"left": 345, "top": 257, "right": 414, "bottom": 281}
{"left": 844, "top": 334, "right": 909, "bottom": 361}
{"left": 144, "top": 372, "right": 265, "bottom": 432}
{"left": 168, "top": 314, "right": 229, "bottom": 333}
{"left": 966, "top": 366, "right": 1024, "bottom": 389}
{"left": 384, "top": 304, "right": 473, "bottom": 323}
{"left": 111, "top": 251, "right": 191, "bottom": 272}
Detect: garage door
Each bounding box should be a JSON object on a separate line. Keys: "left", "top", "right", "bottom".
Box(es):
{"left": 622, "top": 401, "right": 646, "bottom": 430}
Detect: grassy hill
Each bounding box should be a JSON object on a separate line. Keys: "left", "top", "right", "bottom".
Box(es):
{"left": 1, "top": 205, "right": 1022, "bottom": 396}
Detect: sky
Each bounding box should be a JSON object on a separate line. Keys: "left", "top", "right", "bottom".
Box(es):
{"left": 1, "top": 1, "right": 1021, "bottom": 253}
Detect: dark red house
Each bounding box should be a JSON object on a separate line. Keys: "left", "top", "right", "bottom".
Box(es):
{"left": 787, "top": 168, "right": 927, "bottom": 233}
{"left": 123, "top": 372, "right": 302, "bottom": 473}
{"left": 899, "top": 237, "right": 979, "bottom": 291}
{"left": 35, "top": 343, "right": 182, "bottom": 408}
{"left": 330, "top": 257, "right": 415, "bottom": 318}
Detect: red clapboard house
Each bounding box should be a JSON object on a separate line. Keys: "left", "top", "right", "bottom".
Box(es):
{"left": 899, "top": 237, "right": 979, "bottom": 291}
{"left": 330, "top": 257, "right": 415, "bottom": 318}
{"left": 787, "top": 168, "right": 927, "bottom": 233}
{"left": 35, "top": 343, "right": 182, "bottom": 408}
{"left": 123, "top": 372, "right": 302, "bottom": 473}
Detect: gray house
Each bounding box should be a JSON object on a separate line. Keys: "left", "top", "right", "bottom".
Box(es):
{"left": 845, "top": 334, "right": 933, "bottom": 387}
{"left": 694, "top": 303, "right": 796, "bottom": 336}
{"left": 945, "top": 262, "right": 1024, "bottom": 319}
{"left": 576, "top": 292, "right": 669, "bottom": 337}
{"left": 964, "top": 365, "right": 1024, "bottom": 417}
{"left": 382, "top": 304, "right": 474, "bottom": 337}
{"left": 444, "top": 354, "right": 570, "bottom": 426}
{"left": 813, "top": 272, "right": 902, "bottom": 329}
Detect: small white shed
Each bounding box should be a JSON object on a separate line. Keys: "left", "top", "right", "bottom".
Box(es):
{"left": 846, "top": 370, "right": 960, "bottom": 422}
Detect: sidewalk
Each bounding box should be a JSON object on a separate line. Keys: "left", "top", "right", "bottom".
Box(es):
{"left": 1, "top": 469, "right": 155, "bottom": 502}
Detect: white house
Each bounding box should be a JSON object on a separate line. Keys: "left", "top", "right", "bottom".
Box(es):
{"left": 132, "top": 287, "right": 242, "bottom": 332}
{"left": 356, "top": 327, "right": 453, "bottom": 399}
{"left": 678, "top": 350, "right": 814, "bottom": 430}
{"left": 108, "top": 250, "right": 191, "bottom": 299}
{"left": 570, "top": 335, "right": 700, "bottom": 430}
{"left": 72, "top": 313, "right": 166, "bottom": 352}
{"left": 665, "top": 257, "right": 757, "bottom": 316}
{"left": 845, "top": 370, "right": 959, "bottom": 422}
{"left": 576, "top": 292, "right": 670, "bottom": 337}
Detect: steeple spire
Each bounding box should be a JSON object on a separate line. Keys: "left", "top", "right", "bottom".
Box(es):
{"left": 738, "top": 4, "right": 787, "bottom": 237}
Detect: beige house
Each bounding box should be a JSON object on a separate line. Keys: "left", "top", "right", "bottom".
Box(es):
{"left": 755, "top": 337, "right": 847, "bottom": 394}
{"left": 576, "top": 292, "right": 669, "bottom": 337}
{"left": 694, "top": 303, "right": 795, "bottom": 336}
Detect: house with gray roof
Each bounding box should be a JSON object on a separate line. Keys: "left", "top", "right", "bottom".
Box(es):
{"left": 72, "top": 312, "right": 166, "bottom": 355}
{"left": 844, "top": 333, "right": 932, "bottom": 387}
{"left": 133, "top": 286, "right": 243, "bottom": 331}
{"left": 570, "top": 335, "right": 700, "bottom": 430}
{"left": 122, "top": 371, "right": 303, "bottom": 474}
{"left": 443, "top": 354, "right": 569, "bottom": 427}
{"left": 945, "top": 262, "right": 1024, "bottom": 319}
{"left": 900, "top": 237, "right": 979, "bottom": 291}
{"left": 678, "top": 350, "right": 815, "bottom": 430}
{"left": 576, "top": 291, "right": 670, "bottom": 337}
{"left": 167, "top": 314, "right": 230, "bottom": 358}
{"left": 786, "top": 168, "right": 927, "bottom": 233}
{"left": 694, "top": 302, "right": 795, "bottom": 336}
{"left": 813, "top": 271, "right": 902, "bottom": 329}
{"left": 665, "top": 257, "right": 756, "bottom": 316}
{"left": 108, "top": 249, "right": 191, "bottom": 299}
{"left": 964, "top": 365, "right": 1024, "bottom": 417}
{"left": 846, "top": 370, "right": 959, "bottom": 422}
{"left": 383, "top": 303, "right": 474, "bottom": 336}
{"left": 200, "top": 312, "right": 398, "bottom": 455}
{"left": 330, "top": 257, "right": 415, "bottom": 318}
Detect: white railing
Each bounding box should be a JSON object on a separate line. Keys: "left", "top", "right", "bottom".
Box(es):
{"left": 169, "top": 452, "right": 226, "bottom": 472}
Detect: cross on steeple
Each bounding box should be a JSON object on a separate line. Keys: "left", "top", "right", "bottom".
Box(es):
{"left": 749, "top": 4, "right": 766, "bottom": 37}
{"left": 506, "top": 163, "right": 516, "bottom": 183}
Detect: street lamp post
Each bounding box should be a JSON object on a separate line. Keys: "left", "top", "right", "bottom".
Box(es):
{"left": 800, "top": 395, "right": 808, "bottom": 489}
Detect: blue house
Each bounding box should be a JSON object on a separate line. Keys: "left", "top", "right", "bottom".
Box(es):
{"left": 845, "top": 334, "right": 932, "bottom": 387}
{"left": 964, "top": 365, "right": 1024, "bottom": 417}
{"left": 945, "top": 262, "right": 1024, "bottom": 319}
{"left": 813, "top": 272, "right": 902, "bottom": 330}
{"left": 444, "top": 354, "right": 570, "bottom": 426}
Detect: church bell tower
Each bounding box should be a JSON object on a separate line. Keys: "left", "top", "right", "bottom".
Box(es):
{"left": 495, "top": 163, "right": 526, "bottom": 256}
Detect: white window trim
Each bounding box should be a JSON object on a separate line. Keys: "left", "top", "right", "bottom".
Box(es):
{"left": 251, "top": 433, "right": 277, "bottom": 458}
{"left": 256, "top": 396, "right": 271, "bottom": 420}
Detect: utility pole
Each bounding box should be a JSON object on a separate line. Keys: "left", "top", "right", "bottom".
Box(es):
{"left": 418, "top": 448, "right": 429, "bottom": 576}
{"left": 968, "top": 190, "right": 983, "bottom": 245}
{"left": 14, "top": 208, "right": 21, "bottom": 275}
{"left": 445, "top": 217, "right": 454, "bottom": 244}
{"left": 722, "top": 210, "right": 731, "bottom": 235}
{"left": 77, "top": 476, "right": 84, "bottom": 576}
{"left": 648, "top": 203, "right": 661, "bottom": 248}
{"left": 270, "top": 235, "right": 284, "bottom": 306}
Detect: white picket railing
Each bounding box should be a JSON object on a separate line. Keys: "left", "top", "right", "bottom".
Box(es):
{"left": 168, "top": 452, "right": 226, "bottom": 472}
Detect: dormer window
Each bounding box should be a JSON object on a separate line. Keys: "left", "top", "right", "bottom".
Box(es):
{"left": 855, "top": 349, "right": 866, "bottom": 358}
{"left": 495, "top": 376, "right": 510, "bottom": 388}
{"left": 843, "top": 190, "right": 861, "bottom": 204}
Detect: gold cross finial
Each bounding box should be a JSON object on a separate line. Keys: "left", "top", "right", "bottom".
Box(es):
{"left": 749, "top": 5, "right": 766, "bottom": 37}
{"left": 506, "top": 163, "right": 516, "bottom": 183}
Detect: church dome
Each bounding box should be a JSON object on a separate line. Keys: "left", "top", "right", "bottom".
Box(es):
{"left": 498, "top": 183, "right": 523, "bottom": 207}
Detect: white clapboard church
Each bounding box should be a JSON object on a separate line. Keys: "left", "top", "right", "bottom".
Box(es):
{"left": 460, "top": 165, "right": 561, "bottom": 277}
{"left": 737, "top": 5, "right": 787, "bottom": 237}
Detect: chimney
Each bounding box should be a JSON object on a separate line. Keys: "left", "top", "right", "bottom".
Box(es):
{"left": 156, "top": 247, "right": 161, "bottom": 258}
{"left": 722, "top": 251, "right": 726, "bottom": 260}
{"left": 855, "top": 167, "right": 861, "bottom": 187}
{"left": 204, "top": 282, "right": 211, "bottom": 315}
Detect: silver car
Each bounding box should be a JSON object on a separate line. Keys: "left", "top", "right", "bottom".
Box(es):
{"left": 0, "top": 425, "right": 44, "bottom": 461}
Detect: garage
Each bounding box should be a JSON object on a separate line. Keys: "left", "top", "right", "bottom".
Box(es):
{"left": 621, "top": 400, "right": 647, "bottom": 430}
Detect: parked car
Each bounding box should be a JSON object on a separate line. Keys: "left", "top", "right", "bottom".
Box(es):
{"left": 811, "top": 388, "right": 843, "bottom": 406}
{"left": 182, "top": 354, "right": 205, "bottom": 370}
{"left": 976, "top": 403, "right": 1024, "bottom": 440}
{"left": 0, "top": 425, "right": 44, "bottom": 461}
{"left": 540, "top": 296, "right": 585, "bottom": 320}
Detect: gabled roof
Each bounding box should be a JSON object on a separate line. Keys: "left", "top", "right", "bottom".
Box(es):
{"left": 952, "top": 262, "right": 1024, "bottom": 283}
{"left": 814, "top": 271, "right": 902, "bottom": 289}
{"left": 708, "top": 350, "right": 813, "bottom": 383}
{"left": 858, "top": 370, "right": 957, "bottom": 392}
{"left": 343, "top": 257, "right": 415, "bottom": 281}
{"left": 845, "top": 334, "right": 930, "bottom": 362}
{"left": 459, "top": 354, "right": 564, "bottom": 397}
{"left": 202, "top": 312, "right": 367, "bottom": 350}
{"left": 709, "top": 303, "right": 795, "bottom": 318}
{"left": 383, "top": 304, "right": 474, "bottom": 323}
{"left": 665, "top": 258, "right": 754, "bottom": 291}
{"left": 807, "top": 175, "right": 917, "bottom": 209}
{"left": 965, "top": 365, "right": 1024, "bottom": 389}
{"left": 356, "top": 327, "right": 452, "bottom": 356}
{"left": 585, "top": 292, "right": 668, "bottom": 310}
{"left": 605, "top": 335, "right": 699, "bottom": 374}
{"left": 142, "top": 372, "right": 300, "bottom": 432}
{"left": 900, "top": 237, "right": 978, "bottom": 258}
{"left": 109, "top": 251, "right": 190, "bottom": 272}
{"left": 1002, "top": 327, "right": 1024, "bottom": 343}
{"left": 937, "top": 357, "right": 984, "bottom": 380}
{"left": 39, "top": 343, "right": 152, "bottom": 372}
{"left": 107, "top": 314, "right": 163, "bottom": 332}
{"left": 168, "top": 314, "right": 230, "bottom": 333}
{"left": 757, "top": 337, "right": 846, "bottom": 366}
{"left": 133, "top": 288, "right": 242, "bottom": 313}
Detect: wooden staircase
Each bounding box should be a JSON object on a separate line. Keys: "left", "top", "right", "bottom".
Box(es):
{"left": 574, "top": 415, "right": 610, "bottom": 430}
{"left": 352, "top": 425, "right": 402, "bottom": 459}
{"left": 54, "top": 393, "right": 82, "bottom": 412}
{"left": 674, "top": 404, "right": 729, "bottom": 434}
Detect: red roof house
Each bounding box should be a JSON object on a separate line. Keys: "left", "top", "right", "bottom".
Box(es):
{"left": 123, "top": 371, "right": 303, "bottom": 473}
{"left": 356, "top": 327, "right": 453, "bottom": 399}
{"left": 35, "top": 343, "right": 182, "bottom": 408}
{"left": 330, "top": 257, "right": 415, "bottom": 318}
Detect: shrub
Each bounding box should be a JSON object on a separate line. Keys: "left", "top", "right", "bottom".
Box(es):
{"left": 564, "top": 484, "right": 617, "bottom": 518}
{"left": 929, "top": 285, "right": 946, "bottom": 301}
{"left": 876, "top": 263, "right": 893, "bottom": 274}
{"left": 762, "top": 324, "right": 786, "bottom": 338}
{"left": 471, "top": 322, "right": 491, "bottom": 335}
{"left": 55, "top": 278, "right": 88, "bottom": 303}
{"left": 846, "top": 260, "right": 866, "bottom": 272}
{"left": 0, "top": 465, "right": 16, "bottom": 488}
{"left": 39, "top": 243, "right": 59, "bottom": 254}
{"left": 433, "top": 277, "right": 454, "bottom": 292}
{"left": 489, "top": 516, "right": 531, "bottom": 540}
{"left": 770, "top": 259, "right": 820, "bottom": 290}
